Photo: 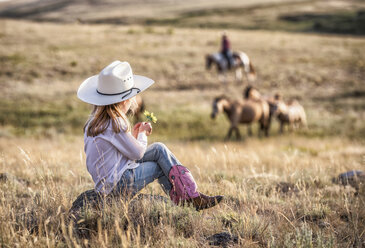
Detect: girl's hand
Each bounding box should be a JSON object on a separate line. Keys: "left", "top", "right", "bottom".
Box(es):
{"left": 132, "top": 122, "right": 142, "bottom": 138}
{"left": 138, "top": 122, "right": 152, "bottom": 136}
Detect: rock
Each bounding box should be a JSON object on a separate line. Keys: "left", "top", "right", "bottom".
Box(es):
{"left": 332, "top": 171, "right": 365, "bottom": 190}
{"left": 69, "top": 190, "right": 169, "bottom": 219}
{"left": 67, "top": 189, "right": 106, "bottom": 238}
{"left": 0, "top": 172, "right": 30, "bottom": 186}
{"left": 68, "top": 189, "right": 103, "bottom": 232}
{"left": 275, "top": 182, "right": 299, "bottom": 194}
{"left": 69, "top": 189, "right": 102, "bottom": 213}
{"left": 68, "top": 189, "right": 170, "bottom": 238}
{"left": 18, "top": 210, "right": 39, "bottom": 234}
{"left": 318, "top": 221, "right": 330, "bottom": 229}
{"left": 207, "top": 232, "right": 238, "bottom": 247}
{"left": 299, "top": 213, "right": 325, "bottom": 223}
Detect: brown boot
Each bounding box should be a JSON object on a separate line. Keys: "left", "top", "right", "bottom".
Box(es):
{"left": 190, "top": 193, "right": 224, "bottom": 211}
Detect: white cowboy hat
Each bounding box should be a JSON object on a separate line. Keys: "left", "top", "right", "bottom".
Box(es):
{"left": 77, "top": 61, "right": 154, "bottom": 106}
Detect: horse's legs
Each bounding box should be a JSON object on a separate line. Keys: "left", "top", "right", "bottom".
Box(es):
{"left": 264, "top": 124, "right": 269, "bottom": 137}
{"left": 294, "top": 121, "right": 299, "bottom": 130}
{"left": 265, "top": 120, "right": 270, "bottom": 137}
{"left": 235, "top": 127, "right": 241, "bottom": 140}
{"left": 289, "top": 122, "right": 294, "bottom": 132}
{"left": 258, "top": 122, "right": 264, "bottom": 138}
{"left": 225, "top": 127, "right": 233, "bottom": 140}
{"left": 247, "top": 125, "right": 253, "bottom": 136}
{"left": 280, "top": 122, "right": 284, "bottom": 134}
{"left": 235, "top": 68, "right": 243, "bottom": 83}
{"left": 301, "top": 116, "right": 308, "bottom": 130}
{"left": 261, "top": 118, "right": 270, "bottom": 137}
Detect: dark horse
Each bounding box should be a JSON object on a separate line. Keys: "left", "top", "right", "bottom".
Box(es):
{"left": 206, "top": 51, "right": 256, "bottom": 84}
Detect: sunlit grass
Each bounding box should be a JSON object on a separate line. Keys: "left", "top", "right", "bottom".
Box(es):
{"left": 0, "top": 16, "right": 364, "bottom": 247}
{"left": 0, "top": 136, "right": 363, "bottom": 247}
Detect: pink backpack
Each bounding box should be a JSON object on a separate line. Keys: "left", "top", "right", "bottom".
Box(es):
{"left": 168, "top": 165, "right": 200, "bottom": 205}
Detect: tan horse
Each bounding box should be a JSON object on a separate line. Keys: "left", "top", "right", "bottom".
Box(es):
{"left": 270, "top": 94, "right": 307, "bottom": 133}
{"left": 245, "top": 86, "right": 283, "bottom": 124}
{"left": 211, "top": 95, "right": 270, "bottom": 140}
{"left": 243, "top": 85, "right": 273, "bottom": 135}
{"left": 243, "top": 85, "right": 262, "bottom": 101}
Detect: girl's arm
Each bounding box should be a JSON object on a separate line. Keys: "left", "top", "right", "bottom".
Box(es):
{"left": 111, "top": 130, "right": 148, "bottom": 160}
{"left": 132, "top": 123, "right": 142, "bottom": 138}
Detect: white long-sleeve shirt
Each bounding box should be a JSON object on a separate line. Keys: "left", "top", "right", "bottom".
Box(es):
{"left": 84, "top": 119, "right": 147, "bottom": 194}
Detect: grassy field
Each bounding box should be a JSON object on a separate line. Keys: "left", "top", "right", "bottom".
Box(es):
{"left": 0, "top": 19, "right": 364, "bottom": 140}
{"left": 1, "top": 136, "right": 364, "bottom": 247}
{"left": 0, "top": 1, "right": 364, "bottom": 246}
{"left": 1, "top": 0, "right": 364, "bottom": 34}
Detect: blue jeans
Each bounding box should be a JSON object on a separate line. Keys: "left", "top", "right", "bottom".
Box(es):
{"left": 111, "top": 142, "right": 182, "bottom": 198}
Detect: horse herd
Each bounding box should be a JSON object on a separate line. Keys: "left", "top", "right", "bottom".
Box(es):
{"left": 211, "top": 86, "right": 307, "bottom": 140}
{"left": 129, "top": 50, "right": 306, "bottom": 140}
{"left": 133, "top": 85, "right": 307, "bottom": 140}
{"left": 205, "top": 50, "right": 307, "bottom": 140}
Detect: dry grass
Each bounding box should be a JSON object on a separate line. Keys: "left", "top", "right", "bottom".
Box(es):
{"left": 0, "top": 11, "right": 364, "bottom": 248}
{"left": 0, "top": 136, "right": 364, "bottom": 247}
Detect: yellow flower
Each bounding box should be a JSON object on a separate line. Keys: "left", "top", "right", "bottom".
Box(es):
{"left": 144, "top": 110, "right": 158, "bottom": 123}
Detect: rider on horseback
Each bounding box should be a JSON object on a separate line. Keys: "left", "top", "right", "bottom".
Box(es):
{"left": 221, "top": 32, "right": 234, "bottom": 69}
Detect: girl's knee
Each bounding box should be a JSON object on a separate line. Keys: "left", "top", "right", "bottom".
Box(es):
{"left": 150, "top": 142, "right": 168, "bottom": 152}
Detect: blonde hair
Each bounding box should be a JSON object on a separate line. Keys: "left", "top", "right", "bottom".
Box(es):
{"left": 84, "top": 97, "right": 137, "bottom": 137}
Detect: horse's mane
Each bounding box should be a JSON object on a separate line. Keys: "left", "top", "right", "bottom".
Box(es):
{"left": 206, "top": 54, "right": 217, "bottom": 61}
{"left": 244, "top": 85, "right": 255, "bottom": 99}
{"left": 287, "top": 99, "right": 300, "bottom": 106}
{"left": 274, "top": 93, "right": 282, "bottom": 100}
{"left": 214, "top": 95, "right": 229, "bottom": 102}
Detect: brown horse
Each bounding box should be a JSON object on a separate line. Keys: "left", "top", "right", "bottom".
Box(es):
{"left": 243, "top": 85, "right": 262, "bottom": 101}
{"left": 211, "top": 95, "right": 270, "bottom": 140}
{"left": 244, "top": 85, "right": 278, "bottom": 122}
{"left": 270, "top": 94, "right": 307, "bottom": 133}
{"left": 206, "top": 51, "right": 256, "bottom": 84}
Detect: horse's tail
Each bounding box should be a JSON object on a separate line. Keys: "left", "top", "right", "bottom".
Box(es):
{"left": 300, "top": 106, "right": 308, "bottom": 129}
{"left": 205, "top": 54, "right": 213, "bottom": 70}
{"left": 248, "top": 62, "right": 256, "bottom": 82}
{"left": 238, "top": 51, "right": 256, "bottom": 82}
{"left": 243, "top": 85, "right": 253, "bottom": 99}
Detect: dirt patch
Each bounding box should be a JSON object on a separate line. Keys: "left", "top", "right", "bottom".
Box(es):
{"left": 332, "top": 170, "right": 365, "bottom": 191}
{"left": 275, "top": 181, "right": 299, "bottom": 194}
{"left": 207, "top": 232, "right": 238, "bottom": 247}
{"left": 68, "top": 190, "right": 170, "bottom": 238}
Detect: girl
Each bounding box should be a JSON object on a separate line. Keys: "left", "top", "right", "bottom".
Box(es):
{"left": 77, "top": 61, "right": 223, "bottom": 210}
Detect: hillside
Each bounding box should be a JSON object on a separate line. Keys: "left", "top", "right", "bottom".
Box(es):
{"left": 0, "top": 0, "right": 364, "bottom": 34}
